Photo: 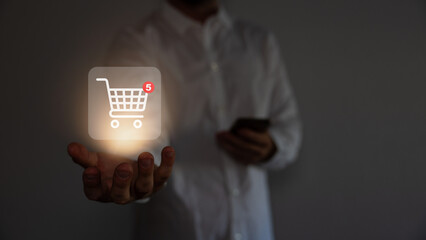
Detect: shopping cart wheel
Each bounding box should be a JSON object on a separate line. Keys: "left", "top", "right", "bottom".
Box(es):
{"left": 133, "top": 120, "right": 142, "bottom": 128}
{"left": 111, "top": 119, "right": 119, "bottom": 128}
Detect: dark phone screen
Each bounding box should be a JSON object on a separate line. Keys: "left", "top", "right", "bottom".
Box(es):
{"left": 230, "top": 118, "right": 270, "bottom": 134}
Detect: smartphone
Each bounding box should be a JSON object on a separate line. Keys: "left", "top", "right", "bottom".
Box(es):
{"left": 230, "top": 118, "right": 270, "bottom": 134}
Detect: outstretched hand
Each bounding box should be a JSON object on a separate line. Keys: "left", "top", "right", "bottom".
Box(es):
{"left": 68, "top": 142, "right": 175, "bottom": 204}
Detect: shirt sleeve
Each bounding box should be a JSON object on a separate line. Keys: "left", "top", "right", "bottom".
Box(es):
{"left": 258, "top": 33, "right": 303, "bottom": 170}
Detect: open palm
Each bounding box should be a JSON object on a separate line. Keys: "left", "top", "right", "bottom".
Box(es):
{"left": 68, "top": 142, "right": 175, "bottom": 204}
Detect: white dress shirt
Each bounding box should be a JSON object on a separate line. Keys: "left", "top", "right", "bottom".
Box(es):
{"left": 106, "top": 3, "right": 302, "bottom": 240}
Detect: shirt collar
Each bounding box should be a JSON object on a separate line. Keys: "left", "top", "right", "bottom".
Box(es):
{"left": 161, "top": 2, "right": 232, "bottom": 35}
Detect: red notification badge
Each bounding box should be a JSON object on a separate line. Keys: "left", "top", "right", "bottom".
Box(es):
{"left": 143, "top": 81, "right": 155, "bottom": 93}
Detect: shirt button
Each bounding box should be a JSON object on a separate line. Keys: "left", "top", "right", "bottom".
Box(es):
{"left": 234, "top": 233, "right": 243, "bottom": 240}
{"left": 210, "top": 62, "right": 219, "bottom": 72}
{"left": 232, "top": 188, "right": 240, "bottom": 197}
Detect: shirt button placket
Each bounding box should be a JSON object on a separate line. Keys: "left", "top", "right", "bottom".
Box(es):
{"left": 204, "top": 24, "right": 241, "bottom": 240}
{"left": 203, "top": 27, "right": 224, "bottom": 127}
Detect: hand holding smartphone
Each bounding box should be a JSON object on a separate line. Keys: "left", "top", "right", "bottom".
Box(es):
{"left": 218, "top": 118, "right": 276, "bottom": 164}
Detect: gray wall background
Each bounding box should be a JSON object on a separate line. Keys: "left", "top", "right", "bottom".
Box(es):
{"left": 1, "top": 0, "right": 426, "bottom": 239}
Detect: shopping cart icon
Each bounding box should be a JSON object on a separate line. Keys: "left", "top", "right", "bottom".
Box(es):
{"left": 96, "top": 78, "right": 148, "bottom": 129}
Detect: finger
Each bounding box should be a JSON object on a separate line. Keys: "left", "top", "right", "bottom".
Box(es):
{"left": 110, "top": 163, "right": 133, "bottom": 204}
{"left": 82, "top": 167, "right": 104, "bottom": 201}
{"left": 67, "top": 142, "right": 98, "bottom": 168}
{"left": 218, "top": 139, "right": 256, "bottom": 164}
{"left": 135, "top": 152, "right": 155, "bottom": 199}
{"left": 154, "top": 147, "right": 175, "bottom": 190}
{"left": 216, "top": 132, "right": 264, "bottom": 156}
{"left": 237, "top": 128, "right": 270, "bottom": 146}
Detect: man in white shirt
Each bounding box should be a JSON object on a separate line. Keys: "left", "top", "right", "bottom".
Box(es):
{"left": 68, "top": 0, "right": 302, "bottom": 239}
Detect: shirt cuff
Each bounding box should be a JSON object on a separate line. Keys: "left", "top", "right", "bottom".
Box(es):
{"left": 257, "top": 127, "right": 291, "bottom": 170}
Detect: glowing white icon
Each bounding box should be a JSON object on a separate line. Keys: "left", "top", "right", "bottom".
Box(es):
{"left": 96, "top": 78, "right": 148, "bottom": 129}
{"left": 88, "top": 67, "right": 161, "bottom": 140}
